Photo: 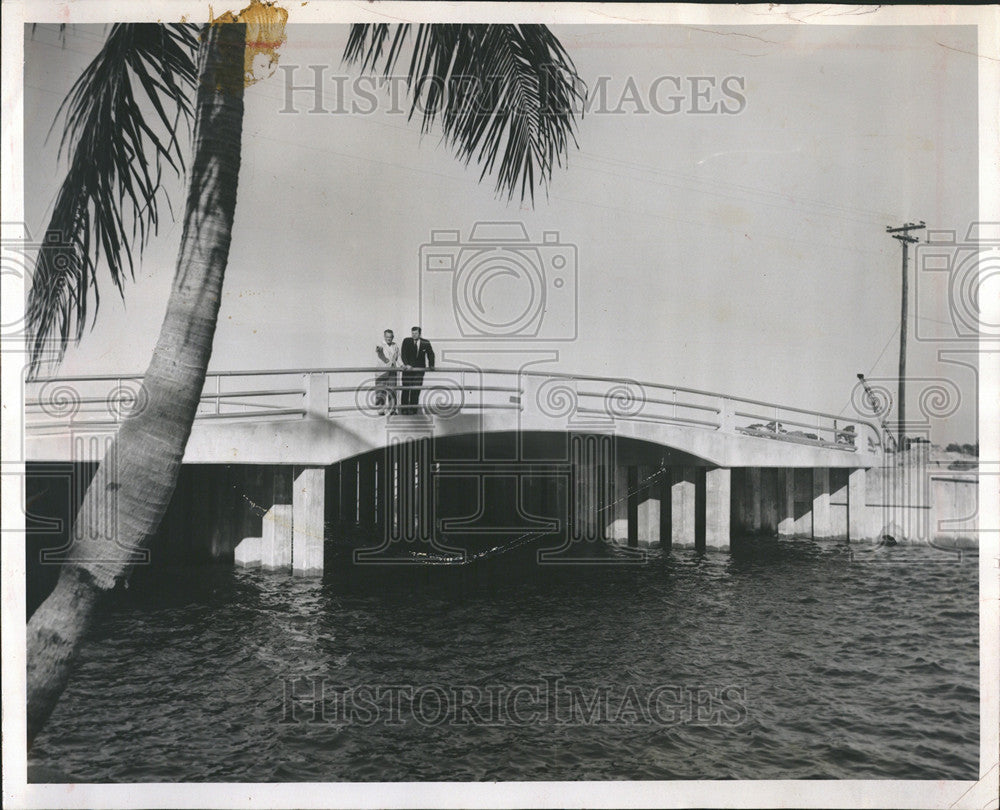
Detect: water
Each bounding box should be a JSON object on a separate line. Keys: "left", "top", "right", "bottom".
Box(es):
{"left": 29, "top": 538, "right": 979, "bottom": 781}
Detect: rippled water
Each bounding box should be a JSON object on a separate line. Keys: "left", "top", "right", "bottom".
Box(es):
{"left": 29, "top": 538, "right": 979, "bottom": 781}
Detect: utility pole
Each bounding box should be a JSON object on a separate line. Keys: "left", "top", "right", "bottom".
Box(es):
{"left": 885, "top": 221, "right": 925, "bottom": 452}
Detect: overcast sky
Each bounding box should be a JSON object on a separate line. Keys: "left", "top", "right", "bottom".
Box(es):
{"left": 23, "top": 22, "right": 980, "bottom": 441}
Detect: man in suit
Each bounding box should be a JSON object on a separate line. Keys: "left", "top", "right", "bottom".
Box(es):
{"left": 400, "top": 326, "right": 435, "bottom": 415}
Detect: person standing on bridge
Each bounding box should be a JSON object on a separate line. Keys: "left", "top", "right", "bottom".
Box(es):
{"left": 374, "top": 329, "right": 400, "bottom": 416}
{"left": 400, "top": 326, "right": 435, "bottom": 415}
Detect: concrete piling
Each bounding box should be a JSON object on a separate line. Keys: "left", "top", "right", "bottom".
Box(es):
{"left": 293, "top": 466, "right": 325, "bottom": 575}
{"left": 261, "top": 467, "right": 293, "bottom": 570}
{"left": 636, "top": 464, "right": 661, "bottom": 547}
{"left": 812, "top": 467, "right": 832, "bottom": 538}
{"left": 705, "top": 467, "right": 731, "bottom": 550}
{"left": 671, "top": 466, "right": 697, "bottom": 548}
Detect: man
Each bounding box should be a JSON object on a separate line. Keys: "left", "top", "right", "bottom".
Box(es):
{"left": 400, "top": 326, "right": 435, "bottom": 415}
{"left": 374, "top": 328, "right": 400, "bottom": 416}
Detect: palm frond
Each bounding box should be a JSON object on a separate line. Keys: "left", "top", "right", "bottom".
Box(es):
{"left": 26, "top": 23, "right": 198, "bottom": 378}
{"left": 343, "top": 24, "right": 585, "bottom": 204}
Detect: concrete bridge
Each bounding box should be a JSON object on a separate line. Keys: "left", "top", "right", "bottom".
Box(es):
{"left": 25, "top": 367, "right": 890, "bottom": 574}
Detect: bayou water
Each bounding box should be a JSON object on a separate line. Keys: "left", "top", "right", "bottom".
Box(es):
{"left": 28, "top": 538, "right": 979, "bottom": 781}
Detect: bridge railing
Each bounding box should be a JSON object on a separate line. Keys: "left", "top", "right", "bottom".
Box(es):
{"left": 22, "top": 367, "right": 884, "bottom": 453}
{"left": 23, "top": 371, "right": 311, "bottom": 432}
{"left": 509, "top": 370, "right": 880, "bottom": 452}
{"left": 326, "top": 367, "right": 523, "bottom": 418}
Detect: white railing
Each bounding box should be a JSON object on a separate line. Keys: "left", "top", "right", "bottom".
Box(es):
{"left": 23, "top": 367, "right": 885, "bottom": 453}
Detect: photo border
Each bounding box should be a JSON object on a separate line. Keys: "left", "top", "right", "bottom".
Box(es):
{"left": 2, "top": 3, "right": 997, "bottom": 808}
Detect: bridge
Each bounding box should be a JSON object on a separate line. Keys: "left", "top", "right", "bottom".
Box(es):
{"left": 24, "top": 367, "right": 887, "bottom": 574}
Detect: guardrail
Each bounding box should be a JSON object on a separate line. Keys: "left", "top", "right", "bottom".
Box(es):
{"left": 23, "top": 367, "right": 884, "bottom": 453}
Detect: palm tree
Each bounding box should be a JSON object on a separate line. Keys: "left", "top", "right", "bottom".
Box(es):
{"left": 25, "top": 16, "right": 583, "bottom": 745}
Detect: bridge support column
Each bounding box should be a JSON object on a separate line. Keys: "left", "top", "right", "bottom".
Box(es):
{"left": 341, "top": 460, "right": 358, "bottom": 528}
{"left": 234, "top": 535, "right": 261, "bottom": 567}
{"left": 812, "top": 467, "right": 833, "bottom": 538}
{"left": 778, "top": 469, "right": 795, "bottom": 536}
{"left": 848, "top": 467, "right": 869, "bottom": 542}
{"left": 760, "top": 467, "right": 785, "bottom": 535}
{"left": 605, "top": 465, "right": 629, "bottom": 543}
{"left": 293, "top": 466, "right": 325, "bottom": 575}
{"left": 234, "top": 467, "right": 266, "bottom": 567}
{"left": 387, "top": 439, "right": 431, "bottom": 543}
{"left": 262, "top": 467, "right": 293, "bottom": 570}
{"left": 794, "top": 470, "right": 814, "bottom": 536}
{"left": 705, "top": 467, "right": 731, "bottom": 550}
{"left": 749, "top": 467, "right": 763, "bottom": 533}
{"left": 571, "top": 435, "right": 603, "bottom": 543}
{"left": 636, "top": 465, "right": 661, "bottom": 547}
{"left": 829, "top": 469, "right": 849, "bottom": 539}
{"left": 671, "top": 467, "right": 697, "bottom": 548}
{"left": 659, "top": 473, "right": 672, "bottom": 550}
{"left": 597, "top": 460, "right": 610, "bottom": 542}
{"left": 624, "top": 466, "right": 638, "bottom": 547}
{"left": 358, "top": 456, "right": 376, "bottom": 532}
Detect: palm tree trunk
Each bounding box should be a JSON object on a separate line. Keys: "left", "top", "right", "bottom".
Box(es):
{"left": 27, "top": 21, "right": 245, "bottom": 746}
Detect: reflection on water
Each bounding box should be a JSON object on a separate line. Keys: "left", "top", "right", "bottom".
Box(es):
{"left": 29, "top": 538, "right": 978, "bottom": 781}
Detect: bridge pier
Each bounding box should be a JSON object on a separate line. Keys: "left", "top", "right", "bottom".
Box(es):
{"left": 293, "top": 467, "right": 325, "bottom": 574}
{"left": 829, "top": 469, "right": 849, "bottom": 539}
{"left": 812, "top": 467, "right": 832, "bottom": 538}
{"left": 571, "top": 435, "right": 608, "bottom": 543}
{"left": 671, "top": 466, "right": 697, "bottom": 548}
{"left": 261, "top": 467, "right": 293, "bottom": 570}
{"left": 358, "top": 457, "right": 376, "bottom": 532}
{"left": 848, "top": 467, "right": 868, "bottom": 541}
{"left": 760, "top": 468, "right": 779, "bottom": 534}
{"left": 236, "top": 465, "right": 325, "bottom": 574}
{"left": 704, "top": 467, "right": 731, "bottom": 550}
{"left": 778, "top": 469, "right": 796, "bottom": 536}
{"left": 386, "top": 432, "right": 432, "bottom": 544}
{"left": 636, "top": 464, "right": 661, "bottom": 547}
{"left": 658, "top": 473, "right": 672, "bottom": 550}
{"left": 606, "top": 465, "right": 629, "bottom": 543}
{"left": 748, "top": 467, "right": 763, "bottom": 532}
{"left": 728, "top": 466, "right": 859, "bottom": 541}
{"left": 793, "top": 470, "right": 814, "bottom": 536}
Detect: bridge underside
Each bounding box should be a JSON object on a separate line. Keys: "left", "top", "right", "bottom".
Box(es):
{"left": 27, "top": 429, "right": 874, "bottom": 593}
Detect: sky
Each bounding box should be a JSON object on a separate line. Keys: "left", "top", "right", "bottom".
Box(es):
{"left": 22, "top": 21, "right": 981, "bottom": 442}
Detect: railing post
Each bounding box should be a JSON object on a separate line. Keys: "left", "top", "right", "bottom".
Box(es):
{"left": 720, "top": 398, "right": 735, "bottom": 433}
{"left": 215, "top": 375, "right": 221, "bottom": 415}
{"left": 304, "top": 372, "right": 328, "bottom": 419}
